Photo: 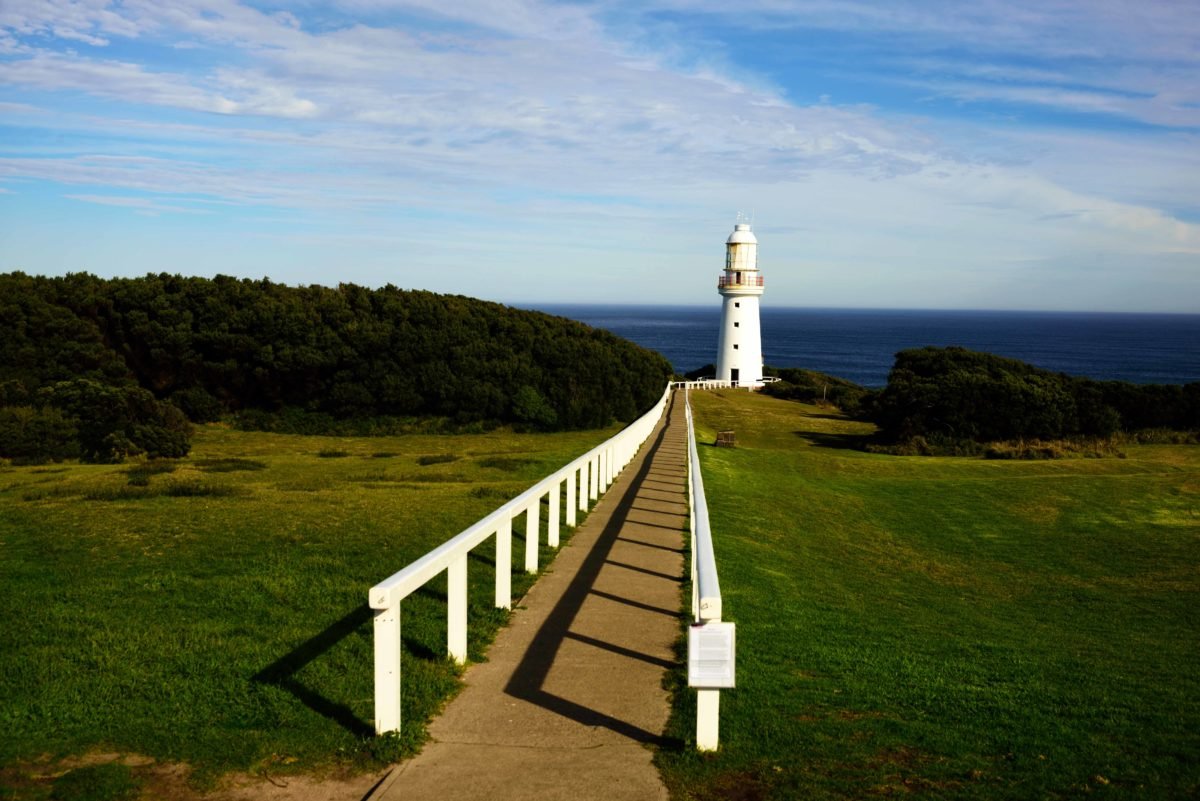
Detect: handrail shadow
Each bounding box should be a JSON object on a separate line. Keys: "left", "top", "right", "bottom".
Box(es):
{"left": 502, "top": 393, "right": 687, "bottom": 748}
{"left": 252, "top": 605, "right": 375, "bottom": 738}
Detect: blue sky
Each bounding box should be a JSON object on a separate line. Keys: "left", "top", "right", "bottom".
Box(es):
{"left": 1, "top": 0, "right": 1198, "bottom": 311}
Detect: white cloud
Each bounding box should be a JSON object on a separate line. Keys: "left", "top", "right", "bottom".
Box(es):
{"left": 0, "top": 50, "right": 318, "bottom": 118}
{"left": 0, "top": 1, "right": 1197, "bottom": 309}
{"left": 65, "top": 192, "right": 210, "bottom": 214}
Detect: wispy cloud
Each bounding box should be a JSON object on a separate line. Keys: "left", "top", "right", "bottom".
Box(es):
{"left": 0, "top": 1, "right": 1197, "bottom": 310}
{"left": 65, "top": 193, "right": 211, "bottom": 215}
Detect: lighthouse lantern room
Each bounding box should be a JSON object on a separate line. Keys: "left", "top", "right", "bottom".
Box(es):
{"left": 714, "top": 220, "right": 764, "bottom": 386}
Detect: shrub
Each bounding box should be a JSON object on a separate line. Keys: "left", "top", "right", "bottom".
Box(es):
{"left": 170, "top": 387, "right": 225, "bottom": 423}
{"left": 38, "top": 379, "right": 192, "bottom": 462}
{"left": 0, "top": 405, "right": 79, "bottom": 464}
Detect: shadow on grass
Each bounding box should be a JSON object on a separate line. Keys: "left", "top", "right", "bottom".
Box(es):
{"left": 793, "top": 430, "right": 872, "bottom": 451}
{"left": 803, "top": 410, "right": 854, "bottom": 421}
{"left": 253, "top": 605, "right": 375, "bottom": 738}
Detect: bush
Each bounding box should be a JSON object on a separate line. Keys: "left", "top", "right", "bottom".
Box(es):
{"left": 512, "top": 385, "right": 558, "bottom": 430}
{"left": 39, "top": 379, "right": 192, "bottom": 462}
{"left": 170, "top": 387, "right": 224, "bottom": 422}
{"left": 0, "top": 405, "right": 79, "bottom": 464}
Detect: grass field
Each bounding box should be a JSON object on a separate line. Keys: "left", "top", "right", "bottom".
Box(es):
{"left": 657, "top": 390, "right": 1200, "bottom": 800}
{"left": 0, "top": 421, "right": 616, "bottom": 792}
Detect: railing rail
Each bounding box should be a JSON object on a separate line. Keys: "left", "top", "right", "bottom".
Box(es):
{"left": 686, "top": 392, "right": 721, "bottom": 623}
{"left": 672, "top": 377, "right": 778, "bottom": 391}
{"left": 717, "top": 274, "right": 764, "bottom": 288}
{"left": 684, "top": 386, "right": 734, "bottom": 751}
{"left": 369, "top": 383, "right": 672, "bottom": 735}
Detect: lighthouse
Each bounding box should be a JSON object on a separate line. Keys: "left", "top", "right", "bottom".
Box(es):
{"left": 715, "top": 220, "right": 764, "bottom": 386}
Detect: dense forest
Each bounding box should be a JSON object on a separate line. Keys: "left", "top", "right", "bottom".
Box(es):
{"left": 0, "top": 272, "right": 672, "bottom": 463}
{"left": 873, "top": 346, "right": 1199, "bottom": 450}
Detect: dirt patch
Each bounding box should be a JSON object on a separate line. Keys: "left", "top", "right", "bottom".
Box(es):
{"left": 694, "top": 769, "right": 771, "bottom": 801}
{"left": 862, "top": 746, "right": 962, "bottom": 796}
{"left": 0, "top": 753, "right": 390, "bottom": 801}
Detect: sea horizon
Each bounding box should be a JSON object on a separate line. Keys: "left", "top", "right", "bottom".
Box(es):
{"left": 529, "top": 302, "right": 1200, "bottom": 317}
{"left": 529, "top": 304, "right": 1200, "bottom": 388}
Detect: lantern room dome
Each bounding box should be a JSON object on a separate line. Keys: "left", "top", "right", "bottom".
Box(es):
{"left": 726, "top": 223, "right": 757, "bottom": 245}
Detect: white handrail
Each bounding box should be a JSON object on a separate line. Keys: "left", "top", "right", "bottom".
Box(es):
{"left": 370, "top": 383, "right": 672, "bottom": 735}
{"left": 684, "top": 386, "right": 732, "bottom": 751}
{"left": 686, "top": 393, "right": 721, "bottom": 623}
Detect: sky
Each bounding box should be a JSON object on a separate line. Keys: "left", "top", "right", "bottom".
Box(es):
{"left": 1, "top": 1, "right": 1198, "bottom": 312}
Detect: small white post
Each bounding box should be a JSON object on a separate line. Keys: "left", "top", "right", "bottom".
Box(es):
{"left": 548, "top": 479, "right": 561, "bottom": 547}
{"left": 447, "top": 554, "right": 467, "bottom": 663}
{"left": 589, "top": 455, "right": 599, "bottom": 501}
{"left": 525, "top": 499, "right": 539, "bottom": 573}
{"left": 495, "top": 519, "right": 511, "bottom": 609}
{"left": 579, "top": 464, "right": 590, "bottom": 510}
{"left": 566, "top": 469, "right": 577, "bottom": 526}
{"left": 696, "top": 689, "right": 720, "bottom": 751}
{"left": 373, "top": 605, "right": 402, "bottom": 734}
{"left": 606, "top": 445, "right": 614, "bottom": 487}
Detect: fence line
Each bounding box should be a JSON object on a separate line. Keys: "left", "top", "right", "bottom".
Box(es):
{"left": 369, "top": 384, "right": 672, "bottom": 735}
{"left": 684, "top": 386, "right": 733, "bottom": 751}
{"left": 673, "top": 377, "right": 779, "bottom": 391}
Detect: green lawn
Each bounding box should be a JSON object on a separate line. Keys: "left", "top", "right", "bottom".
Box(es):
{"left": 0, "top": 422, "right": 615, "bottom": 788}
{"left": 658, "top": 390, "right": 1200, "bottom": 800}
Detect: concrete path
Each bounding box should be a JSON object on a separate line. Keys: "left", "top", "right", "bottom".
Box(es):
{"left": 369, "top": 393, "right": 689, "bottom": 801}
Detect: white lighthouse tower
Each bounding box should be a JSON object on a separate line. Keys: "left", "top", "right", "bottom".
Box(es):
{"left": 715, "top": 219, "right": 764, "bottom": 386}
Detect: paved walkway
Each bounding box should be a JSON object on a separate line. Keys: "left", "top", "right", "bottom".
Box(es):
{"left": 369, "top": 393, "right": 689, "bottom": 801}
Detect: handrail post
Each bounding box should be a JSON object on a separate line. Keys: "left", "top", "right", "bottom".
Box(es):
{"left": 373, "top": 604, "right": 401, "bottom": 734}
{"left": 447, "top": 554, "right": 467, "bottom": 663}
{"left": 566, "top": 470, "right": 577, "bottom": 526}
{"left": 495, "top": 519, "right": 511, "bottom": 609}
{"left": 525, "top": 498, "right": 540, "bottom": 573}
{"left": 549, "top": 479, "right": 561, "bottom": 547}
{"left": 578, "top": 464, "right": 589, "bottom": 512}
{"left": 589, "top": 455, "right": 599, "bottom": 501}
{"left": 697, "top": 689, "right": 720, "bottom": 751}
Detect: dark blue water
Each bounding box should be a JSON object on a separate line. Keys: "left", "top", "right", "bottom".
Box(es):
{"left": 533, "top": 305, "right": 1200, "bottom": 388}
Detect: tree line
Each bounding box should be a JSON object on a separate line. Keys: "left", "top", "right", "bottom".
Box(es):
{"left": 746, "top": 347, "right": 1198, "bottom": 453}
{"left": 0, "top": 272, "right": 673, "bottom": 463}
{"left": 874, "top": 346, "right": 1199, "bottom": 445}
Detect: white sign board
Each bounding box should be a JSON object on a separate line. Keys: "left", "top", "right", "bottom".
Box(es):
{"left": 688, "top": 621, "right": 736, "bottom": 688}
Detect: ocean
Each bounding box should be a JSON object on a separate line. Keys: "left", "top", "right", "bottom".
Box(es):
{"left": 533, "top": 305, "right": 1200, "bottom": 388}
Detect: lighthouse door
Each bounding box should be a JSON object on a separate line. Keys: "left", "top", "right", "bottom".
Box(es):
{"left": 731, "top": 368, "right": 740, "bottom": 386}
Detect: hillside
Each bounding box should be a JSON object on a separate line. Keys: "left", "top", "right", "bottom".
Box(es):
{"left": 0, "top": 272, "right": 672, "bottom": 462}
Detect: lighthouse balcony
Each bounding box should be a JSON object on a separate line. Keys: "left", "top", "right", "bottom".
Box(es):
{"left": 717, "top": 274, "right": 764, "bottom": 289}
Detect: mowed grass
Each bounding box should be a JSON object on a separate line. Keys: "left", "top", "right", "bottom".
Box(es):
{"left": 0, "top": 421, "right": 617, "bottom": 787}
{"left": 658, "top": 390, "right": 1200, "bottom": 800}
